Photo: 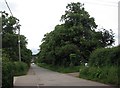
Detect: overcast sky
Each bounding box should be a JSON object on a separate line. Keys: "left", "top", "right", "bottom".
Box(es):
{"left": 0, "top": 0, "right": 119, "bottom": 54}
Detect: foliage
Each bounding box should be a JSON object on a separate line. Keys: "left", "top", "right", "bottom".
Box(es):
{"left": 89, "top": 46, "right": 120, "bottom": 67}
{"left": 21, "top": 48, "right": 32, "bottom": 66}
{"left": 79, "top": 46, "right": 120, "bottom": 85}
{"left": 2, "top": 11, "right": 32, "bottom": 87}
{"left": 37, "top": 63, "right": 80, "bottom": 73}
{"left": 37, "top": 2, "right": 114, "bottom": 67}
{"left": 14, "top": 61, "right": 29, "bottom": 76}
{"left": 2, "top": 54, "right": 29, "bottom": 88}
{"left": 61, "top": 2, "right": 97, "bottom": 29}
{"left": 2, "top": 11, "right": 32, "bottom": 64}
{"left": 2, "top": 11, "right": 19, "bottom": 34}
{"left": 2, "top": 55, "right": 14, "bottom": 88}
{"left": 79, "top": 66, "right": 118, "bottom": 85}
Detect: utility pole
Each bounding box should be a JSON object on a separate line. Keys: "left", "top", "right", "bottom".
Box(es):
{"left": 118, "top": 1, "right": 120, "bottom": 45}
{"left": 16, "top": 22, "right": 21, "bottom": 62}
{"left": 18, "top": 28, "right": 21, "bottom": 62}
{"left": 0, "top": 11, "right": 2, "bottom": 88}
{"left": 0, "top": 11, "right": 2, "bottom": 50}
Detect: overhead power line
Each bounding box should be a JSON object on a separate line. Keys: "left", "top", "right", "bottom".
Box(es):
{"left": 82, "top": 1, "right": 118, "bottom": 7}
{"left": 94, "top": 0, "right": 118, "bottom": 4}
{"left": 4, "top": 0, "right": 13, "bottom": 16}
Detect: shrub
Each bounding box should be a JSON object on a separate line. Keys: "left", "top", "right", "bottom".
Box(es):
{"left": 2, "top": 62, "right": 14, "bottom": 88}
{"left": 79, "top": 46, "right": 120, "bottom": 85}
{"left": 89, "top": 46, "right": 120, "bottom": 67}
{"left": 14, "top": 61, "right": 29, "bottom": 76}
{"left": 79, "top": 66, "right": 118, "bottom": 85}
{"left": 2, "top": 56, "right": 29, "bottom": 88}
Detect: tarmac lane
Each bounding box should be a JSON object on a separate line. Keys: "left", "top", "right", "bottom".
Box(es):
{"left": 14, "top": 64, "right": 115, "bottom": 88}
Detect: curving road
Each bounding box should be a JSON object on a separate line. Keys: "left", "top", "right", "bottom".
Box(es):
{"left": 14, "top": 64, "right": 114, "bottom": 88}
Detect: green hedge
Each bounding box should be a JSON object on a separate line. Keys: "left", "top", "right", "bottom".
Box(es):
{"left": 89, "top": 46, "right": 120, "bottom": 67}
{"left": 2, "top": 62, "right": 14, "bottom": 88}
{"left": 79, "top": 46, "right": 120, "bottom": 85}
{"left": 2, "top": 59, "right": 29, "bottom": 88}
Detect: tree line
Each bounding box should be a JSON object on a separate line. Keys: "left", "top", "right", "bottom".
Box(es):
{"left": 36, "top": 2, "right": 115, "bottom": 67}
{"left": 2, "top": 11, "right": 32, "bottom": 65}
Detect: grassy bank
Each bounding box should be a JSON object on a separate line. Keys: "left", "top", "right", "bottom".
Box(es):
{"left": 79, "top": 66, "right": 118, "bottom": 86}
{"left": 36, "top": 63, "right": 80, "bottom": 73}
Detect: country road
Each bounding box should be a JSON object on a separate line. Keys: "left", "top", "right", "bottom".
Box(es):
{"left": 14, "top": 64, "right": 114, "bottom": 88}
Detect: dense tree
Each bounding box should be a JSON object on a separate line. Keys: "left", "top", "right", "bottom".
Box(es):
{"left": 38, "top": 2, "right": 114, "bottom": 67}
{"left": 2, "top": 11, "right": 32, "bottom": 64}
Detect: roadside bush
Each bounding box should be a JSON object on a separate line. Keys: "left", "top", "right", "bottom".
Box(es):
{"left": 2, "top": 56, "right": 29, "bottom": 88}
{"left": 89, "top": 46, "right": 120, "bottom": 67}
{"left": 80, "top": 46, "right": 119, "bottom": 85}
{"left": 2, "top": 53, "right": 14, "bottom": 88}
{"left": 79, "top": 66, "right": 118, "bottom": 85}
{"left": 2, "top": 62, "right": 14, "bottom": 88}
{"left": 14, "top": 61, "right": 29, "bottom": 76}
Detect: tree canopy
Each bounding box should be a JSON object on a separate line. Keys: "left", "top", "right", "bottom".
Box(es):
{"left": 37, "top": 2, "right": 115, "bottom": 67}
{"left": 2, "top": 11, "right": 32, "bottom": 65}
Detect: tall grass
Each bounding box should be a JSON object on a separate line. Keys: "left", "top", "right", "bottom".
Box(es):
{"left": 37, "top": 63, "right": 80, "bottom": 73}
{"left": 79, "top": 66, "right": 118, "bottom": 85}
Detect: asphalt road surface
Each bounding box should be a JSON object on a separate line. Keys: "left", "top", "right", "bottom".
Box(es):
{"left": 14, "top": 64, "right": 114, "bottom": 88}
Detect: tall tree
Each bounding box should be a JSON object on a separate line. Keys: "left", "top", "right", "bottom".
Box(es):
{"left": 2, "top": 11, "right": 32, "bottom": 64}
{"left": 38, "top": 2, "right": 114, "bottom": 66}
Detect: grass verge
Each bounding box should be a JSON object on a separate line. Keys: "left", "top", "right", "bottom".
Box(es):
{"left": 36, "top": 63, "right": 80, "bottom": 73}
{"left": 79, "top": 66, "right": 119, "bottom": 86}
